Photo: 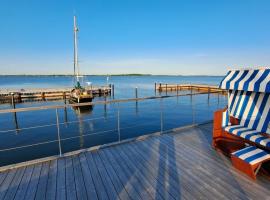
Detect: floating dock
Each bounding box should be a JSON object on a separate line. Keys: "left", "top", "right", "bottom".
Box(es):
{"left": 0, "top": 123, "right": 269, "bottom": 199}
{"left": 0, "top": 85, "right": 114, "bottom": 103}
{"left": 155, "top": 83, "right": 227, "bottom": 94}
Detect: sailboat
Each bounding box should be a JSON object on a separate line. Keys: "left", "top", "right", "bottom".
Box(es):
{"left": 69, "top": 16, "right": 93, "bottom": 104}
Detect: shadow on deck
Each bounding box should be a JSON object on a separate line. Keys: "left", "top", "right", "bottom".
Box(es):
{"left": 0, "top": 123, "right": 269, "bottom": 200}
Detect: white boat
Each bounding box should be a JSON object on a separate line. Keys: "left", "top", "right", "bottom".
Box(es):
{"left": 69, "top": 16, "right": 93, "bottom": 104}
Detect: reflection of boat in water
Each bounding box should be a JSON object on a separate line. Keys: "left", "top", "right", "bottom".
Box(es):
{"left": 72, "top": 104, "right": 94, "bottom": 115}
{"left": 69, "top": 15, "right": 93, "bottom": 104}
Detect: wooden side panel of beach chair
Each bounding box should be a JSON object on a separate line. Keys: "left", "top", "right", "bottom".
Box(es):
{"left": 213, "top": 108, "right": 245, "bottom": 156}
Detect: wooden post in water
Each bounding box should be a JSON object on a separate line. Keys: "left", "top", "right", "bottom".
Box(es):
{"left": 177, "top": 84, "right": 179, "bottom": 95}
{"left": 63, "top": 92, "right": 66, "bottom": 104}
{"left": 10, "top": 93, "right": 15, "bottom": 109}
{"left": 99, "top": 89, "right": 102, "bottom": 97}
{"left": 41, "top": 92, "right": 45, "bottom": 101}
{"left": 10, "top": 93, "right": 19, "bottom": 132}
{"left": 112, "top": 84, "right": 115, "bottom": 98}
{"left": 135, "top": 87, "right": 138, "bottom": 98}
{"left": 208, "top": 87, "right": 210, "bottom": 100}
{"left": 18, "top": 93, "right": 22, "bottom": 103}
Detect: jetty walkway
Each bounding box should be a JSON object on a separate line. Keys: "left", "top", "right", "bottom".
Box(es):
{"left": 0, "top": 123, "right": 269, "bottom": 200}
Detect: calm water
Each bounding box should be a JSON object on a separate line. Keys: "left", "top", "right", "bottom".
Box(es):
{"left": 0, "top": 75, "right": 227, "bottom": 166}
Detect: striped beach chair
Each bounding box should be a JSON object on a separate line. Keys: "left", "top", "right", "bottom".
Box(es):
{"left": 213, "top": 68, "right": 270, "bottom": 179}
{"left": 231, "top": 146, "right": 270, "bottom": 179}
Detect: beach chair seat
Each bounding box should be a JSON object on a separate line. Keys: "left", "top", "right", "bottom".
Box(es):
{"left": 225, "top": 125, "right": 270, "bottom": 148}
{"left": 231, "top": 146, "right": 270, "bottom": 179}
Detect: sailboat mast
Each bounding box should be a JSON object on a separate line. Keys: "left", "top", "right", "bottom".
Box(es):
{"left": 73, "top": 15, "right": 79, "bottom": 82}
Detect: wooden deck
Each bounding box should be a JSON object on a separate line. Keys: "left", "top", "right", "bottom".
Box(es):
{"left": 155, "top": 84, "right": 227, "bottom": 95}
{"left": 0, "top": 123, "right": 270, "bottom": 200}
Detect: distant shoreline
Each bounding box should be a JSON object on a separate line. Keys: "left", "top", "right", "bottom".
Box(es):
{"left": 0, "top": 74, "right": 223, "bottom": 77}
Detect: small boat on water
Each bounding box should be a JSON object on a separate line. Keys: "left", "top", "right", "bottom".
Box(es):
{"left": 69, "top": 16, "right": 93, "bottom": 104}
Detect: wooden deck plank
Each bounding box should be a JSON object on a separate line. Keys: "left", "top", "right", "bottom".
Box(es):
{"left": 156, "top": 136, "right": 243, "bottom": 199}
{"left": 123, "top": 142, "right": 184, "bottom": 200}
{"left": 3, "top": 167, "right": 25, "bottom": 200}
{"left": 0, "top": 169, "right": 17, "bottom": 200}
{"left": 35, "top": 162, "right": 50, "bottom": 200}
{"left": 56, "top": 158, "right": 66, "bottom": 200}
{"left": 165, "top": 133, "right": 270, "bottom": 199}
{"left": 0, "top": 172, "right": 8, "bottom": 187}
{"left": 104, "top": 148, "right": 153, "bottom": 200}
{"left": 168, "top": 127, "right": 270, "bottom": 193}
{"left": 24, "top": 163, "right": 42, "bottom": 200}
{"left": 138, "top": 137, "right": 228, "bottom": 199}
{"left": 65, "top": 157, "right": 77, "bottom": 200}
{"left": 160, "top": 135, "right": 248, "bottom": 200}
{"left": 78, "top": 153, "right": 98, "bottom": 200}
{"left": 45, "top": 160, "right": 57, "bottom": 200}
{"left": 91, "top": 151, "right": 119, "bottom": 200}
{"left": 130, "top": 139, "right": 207, "bottom": 199}
{"left": 72, "top": 156, "right": 88, "bottom": 200}
{"left": 99, "top": 150, "right": 142, "bottom": 200}
{"left": 85, "top": 152, "right": 109, "bottom": 200}
{"left": 14, "top": 165, "right": 34, "bottom": 200}
{"left": 97, "top": 151, "right": 130, "bottom": 200}
{"left": 113, "top": 145, "right": 169, "bottom": 200}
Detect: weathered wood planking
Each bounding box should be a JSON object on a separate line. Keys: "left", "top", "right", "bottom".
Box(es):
{"left": 0, "top": 123, "right": 270, "bottom": 200}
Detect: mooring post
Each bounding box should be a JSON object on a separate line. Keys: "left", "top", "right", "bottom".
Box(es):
{"left": 208, "top": 87, "right": 210, "bottom": 100}
{"left": 104, "top": 96, "right": 107, "bottom": 119}
{"left": 177, "top": 85, "right": 179, "bottom": 95}
{"left": 18, "top": 93, "right": 22, "bottom": 103}
{"left": 112, "top": 84, "right": 115, "bottom": 98}
{"left": 99, "top": 89, "right": 102, "bottom": 97}
{"left": 11, "top": 93, "right": 15, "bottom": 109}
{"left": 135, "top": 87, "right": 138, "bottom": 99}
{"left": 63, "top": 92, "right": 66, "bottom": 104}
{"left": 165, "top": 84, "right": 168, "bottom": 93}
{"left": 55, "top": 109, "right": 62, "bottom": 156}
{"left": 41, "top": 92, "right": 45, "bottom": 101}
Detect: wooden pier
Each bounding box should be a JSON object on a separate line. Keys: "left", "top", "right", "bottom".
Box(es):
{"left": 0, "top": 85, "right": 113, "bottom": 103}
{"left": 0, "top": 123, "right": 269, "bottom": 200}
{"left": 155, "top": 83, "right": 227, "bottom": 94}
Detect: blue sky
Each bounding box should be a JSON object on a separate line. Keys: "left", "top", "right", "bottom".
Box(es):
{"left": 0, "top": 0, "right": 269, "bottom": 75}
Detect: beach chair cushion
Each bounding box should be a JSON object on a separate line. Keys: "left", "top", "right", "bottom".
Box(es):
{"left": 227, "top": 91, "right": 270, "bottom": 135}
{"left": 225, "top": 125, "right": 270, "bottom": 148}
{"left": 232, "top": 146, "right": 270, "bottom": 165}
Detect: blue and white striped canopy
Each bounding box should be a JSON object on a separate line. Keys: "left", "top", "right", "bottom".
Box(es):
{"left": 219, "top": 68, "right": 270, "bottom": 93}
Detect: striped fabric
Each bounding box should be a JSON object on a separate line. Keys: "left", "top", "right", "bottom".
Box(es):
{"left": 225, "top": 125, "right": 270, "bottom": 148}
{"left": 226, "top": 91, "right": 270, "bottom": 135}
{"left": 219, "top": 68, "right": 270, "bottom": 93}
{"left": 222, "top": 109, "right": 230, "bottom": 128}
{"left": 232, "top": 146, "right": 270, "bottom": 165}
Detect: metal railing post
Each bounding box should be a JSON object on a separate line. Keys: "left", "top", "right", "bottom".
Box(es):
{"left": 191, "top": 94, "right": 195, "bottom": 124}
{"left": 56, "top": 108, "right": 62, "bottom": 156}
{"left": 117, "top": 103, "right": 120, "bottom": 142}
{"left": 160, "top": 98, "right": 163, "bottom": 134}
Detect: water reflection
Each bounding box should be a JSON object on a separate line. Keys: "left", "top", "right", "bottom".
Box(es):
{"left": 72, "top": 105, "right": 94, "bottom": 148}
